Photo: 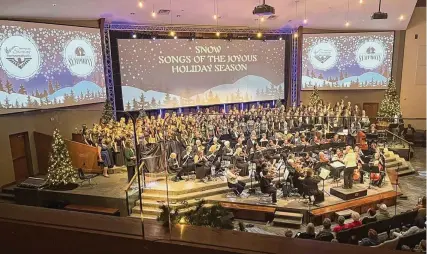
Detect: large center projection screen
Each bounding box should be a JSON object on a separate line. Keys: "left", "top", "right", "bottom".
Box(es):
{"left": 302, "top": 32, "right": 394, "bottom": 90}
{"left": 118, "top": 39, "right": 285, "bottom": 110}
{"left": 0, "top": 20, "right": 105, "bottom": 113}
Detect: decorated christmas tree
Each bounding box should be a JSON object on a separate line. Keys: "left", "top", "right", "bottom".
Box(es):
{"left": 100, "top": 99, "right": 114, "bottom": 124}
{"left": 275, "top": 99, "right": 283, "bottom": 108}
{"left": 309, "top": 86, "right": 321, "bottom": 107}
{"left": 377, "top": 78, "right": 401, "bottom": 122}
{"left": 46, "top": 129, "right": 76, "bottom": 186}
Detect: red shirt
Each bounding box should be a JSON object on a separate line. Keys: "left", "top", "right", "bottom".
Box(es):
{"left": 345, "top": 220, "right": 362, "bottom": 229}
{"left": 333, "top": 224, "right": 347, "bottom": 233}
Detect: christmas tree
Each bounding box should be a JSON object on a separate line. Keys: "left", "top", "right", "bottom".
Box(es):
{"left": 100, "top": 99, "right": 114, "bottom": 124}
{"left": 378, "top": 78, "right": 401, "bottom": 121}
{"left": 309, "top": 86, "right": 321, "bottom": 107}
{"left": 46, "top": 129, "right": 76, "bottom": 186}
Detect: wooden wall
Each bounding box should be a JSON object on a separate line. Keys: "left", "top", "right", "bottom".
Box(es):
{"left": 34, "top": 132, "right": 102, "bottom": 174}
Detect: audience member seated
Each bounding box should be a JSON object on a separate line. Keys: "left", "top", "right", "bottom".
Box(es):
{"left": 362, "top": 208, "right": 378, "bottom": 225}
{"left": 333, "top": 216, "right": 347, "bottom": 233}
{"left": 345, "top": 212, "right": 362, "bottom": 229}
{"left": 296, "top": 223, "right": 316, "bottom": 239}
{"left": 376, "top": 204, "right": 391, "bottom": 221}
{"left": 415, "top": 196, "right": 426, "bottom": 221}
{"left": 315, "top": 218, "right": 335, "bottom": 242}
{"left": 359, "top": 229, "right": 380, "bottom": 247}
{"left": 402, "top": 124, "right": 416, "bottom": 142}
{"left": 285, "top": 230, "right": 293, "bottom": 238}
{"left": 392, "top": 217, "right": 426, "bottom": 238}
{"left": 413, "top": 240, "right": 426, "bottom": 253}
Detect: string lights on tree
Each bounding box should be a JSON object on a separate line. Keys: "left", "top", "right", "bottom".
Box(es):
{"left": 101, "top": 99, "right": 114, "bottom": 124}
{"left": 46, "top": 129, "right": 76, "bottom": 187}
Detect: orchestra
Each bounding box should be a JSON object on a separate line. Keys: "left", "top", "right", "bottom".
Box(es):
{"left": 81, "top": 100, "right": 391, "bottom": 205}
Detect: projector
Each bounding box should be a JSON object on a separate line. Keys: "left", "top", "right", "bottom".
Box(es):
{"left": 371, "top": 11, "right": 388, "bottom": 20}
{"left": 253, "top": 1, "right": 275, "bottom": 16}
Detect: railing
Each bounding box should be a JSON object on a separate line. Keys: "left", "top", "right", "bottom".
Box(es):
{"left": 384, "top": 129, "right": 413, "bottom": 160}
{"left": 124, "top": 162, "right": 144, "bottom": 216}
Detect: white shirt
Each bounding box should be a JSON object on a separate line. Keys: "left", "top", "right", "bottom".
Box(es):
{"left": 343, "top": 152, "right": 357, "bottom": 168}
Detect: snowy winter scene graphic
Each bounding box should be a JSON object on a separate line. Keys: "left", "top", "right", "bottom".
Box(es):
{"left": 302, "top": 32, "right": 394, "bottom": 90}
{"left": 118, "top": 39, "right": 285, "bottom": 110}
{"left": 0, "top": 21, "right": 105, "bottom": 111}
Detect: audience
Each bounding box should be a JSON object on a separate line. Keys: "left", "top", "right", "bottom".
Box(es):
{"left": 315, "top": 218, "right": 335, "bottom": 242}
{"left": 333, "top": 216, "right": 347, "bottom": 233}
{"left": 413, "top": 240, "right": 426, "bottom": 253}
{"left": 376, "top": 204, "right": 391, "bottom": 221}
{"left": 359, "top": 229, "right": 380, "bottom": 247}
{"left": 345, "top": 212, "right": 362, "bottom": 229}
{"left": 392, "top": 217, "right": 426, "bottom": 238}
{"left": 361, "top": 208, "right": 377, "bottom": 224}
{"left": 415, "top": 196, "right": 426, "bottom": 221}
{"left": 296, "top": 223, "right": 316, "bottom": 239}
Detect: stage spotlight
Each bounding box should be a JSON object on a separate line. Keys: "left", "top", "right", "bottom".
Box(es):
{"left": 215, "top": 32, "right": 220, "bottom": 37}
{"left": 174, "top": 35, "right": 178, "bottom": 40}
{"left": 345, "top": 21, "right": 350, "bottom": 27}
{"left": 293, "top": 33, "right": 298, "bottom": 38}
{"left": 256, "top": 32, "right": 262, "bottom": 38}
{"left": 303, "top": 19, "right": 308, "bottom": 24}
{"left": 213, "top": 14, "right": 218, "bottom": 20}
{"left": 248, "top": 37, "right": 251, "bottom": 40}
{"left": 279, "top": 37, "right": 283, "bottom": 40}
{"left": 152, "top": 36, "right": 156, "bottom": 40}
{"left": 132, "top": 33, "right": 137, "bottom": 39}
{"left": 138, "top": 0, "right": 143, "bottom": 8}
{"left": 169, "top": 31, "right": 176, "bottom": 36}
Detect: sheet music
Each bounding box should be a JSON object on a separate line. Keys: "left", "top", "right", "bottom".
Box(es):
{"left": 330, "top": 161, "right": 345, "bottom": 168}
{"left": 319, "top": 168, "right": 330, "bottom": 180}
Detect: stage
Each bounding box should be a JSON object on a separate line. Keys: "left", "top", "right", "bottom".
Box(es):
{"left": 13, "top": 167, "right": 401, "bottom": 226}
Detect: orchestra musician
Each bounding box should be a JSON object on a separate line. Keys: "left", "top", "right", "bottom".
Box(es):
{"left": 226, "top": 166, "right": 246, "bottom": 196}
{"left": 234, "top": 147, "right": 249, "bottom": 176}
{"left": 302, "top": 169, "right": 324, "bottom": 205}
{"left": 260, "top": 163, "right": 278, "bottom": 204}
{"left": 194, "top": 148, "right": 211, "bottom": 181}
{"left": 176, "top": 146, "right": 195, "bottom": 181}
{"left": 168, "top": 152, "right": 181, "bottom": 174}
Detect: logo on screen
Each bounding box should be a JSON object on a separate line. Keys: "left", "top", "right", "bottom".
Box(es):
{"left": 0, "top": 35, "right": 41, "bottom": 79}
{"left": 356, "top": 41, "right": 385, "bottom": 70}
{"left": 64, "top": 39, "right": 95, "bottom": 77}
{"left": 309, "top": 42, "right": 338, "bottom": 71}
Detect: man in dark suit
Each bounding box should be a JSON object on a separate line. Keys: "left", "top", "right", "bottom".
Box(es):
{"left": 124, "top": 140, "right": 136, "bottom": 182}
{"left": 302, "top": 169, "right": 324, "bottom": 205}
{"left": 246, "top": 134, "right": 258, "bottom": 154}
{"left": 259, "top": 164, "right": 277, "bottom": 204}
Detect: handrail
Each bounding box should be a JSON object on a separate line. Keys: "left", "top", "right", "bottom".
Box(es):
{"left": 384, "top": 130, "right": 413, "bottom": 145}
{"left": 123, "top": 162, "right": 144, "bottom": 192}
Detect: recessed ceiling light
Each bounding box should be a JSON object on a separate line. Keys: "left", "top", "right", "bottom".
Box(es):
{"left": 52, "top": 3, "right": 56, "bottom": 6}
{"left": 256, "top": 32, "right": 262, "bottom": 38}
{"left": 151, "top": 11, "right": 156, "bottom": 17}
{"left": 399, "top": 15, "right": 405, "bottom": 21}
{"left": 215, "top": 32, "right": 220, "bottom": 37}
{"left": 345, "top": 21, "right": 350, "bottom": 27}
{"left": 138, "top": 1, "right": 143, "bottom": 8}
{"left": 130, "top": 13, "right": 135, "bottom": 15}
{"left": 359, "top": 0, "right": 363, "bottom": 4}
{"left": 303, "top": 19, "right": 308, "bottom": 24}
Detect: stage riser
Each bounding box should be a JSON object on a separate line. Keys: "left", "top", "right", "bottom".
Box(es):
{"left": 143, "top": 177, "right": 256, "bottom": 196}
{"left": 330, "top": 188, "right": 368, "bottom": 201}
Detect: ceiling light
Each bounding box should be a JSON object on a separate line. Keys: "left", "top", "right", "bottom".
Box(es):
{"left": 152, "top": 36, "right": 156, "bottom": 40}
{"left": 138, "top": 1, "right": 143, "bottom": 8}
{"left": 279, "top": 37, "right": 282, "bottom": 40}
{"left": 152, "top": 11, "right": 156, "bottom": 17}
{"left": 52, "top": 3, "right": 57, "bottom": 7}
{"left": 303, "top": 19, "right": 308, "bottom": 24}
{"left": 399, "top": 15, "right": 405, "bottom": 21}
{"left": 293, "top": 33, "right": 298, "bottom": 38}
{"left": 359, "top": 0, "right": 363, "bottom": 3}
{"left": 256, "top": 32, "right": 262, "bottom": 38}
{"left": 215, "top": 32, "right": 220, "bottom": 37}
{"left": 169, "top": 31, "right": 176, "bottom": 36}
{"left": 132, "top": 34, "right": 137, "bottom": 39}
{"left": 345, "top": 21, "right": 350, "bottom": 27}
{"left": 174, "top": 35, "right": 178, "bottom": 40}
{"left": 248, "top": 37, "right": 251, "bottom": 40}
{"left": 213, "top": 14, "right": 218, "bottom": 20}
{"left": 260, "top": 17, "right": 265, "bottom": 22}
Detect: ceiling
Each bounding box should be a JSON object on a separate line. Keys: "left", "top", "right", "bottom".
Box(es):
{"left": 0, "top": 0, "right": 418, "bottom": 30}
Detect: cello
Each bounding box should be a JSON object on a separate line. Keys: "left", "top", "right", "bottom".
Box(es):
{"left": 356, "top": 131, "right": 368, "bottom": 150}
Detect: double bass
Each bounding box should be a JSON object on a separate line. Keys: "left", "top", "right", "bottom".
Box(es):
{"left": 356, "top": 131, "right": 368, "bottom": 150}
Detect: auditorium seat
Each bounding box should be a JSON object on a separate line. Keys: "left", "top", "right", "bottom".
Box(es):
{"left": 396, "top": 230, "right": 426, "bottom": 250}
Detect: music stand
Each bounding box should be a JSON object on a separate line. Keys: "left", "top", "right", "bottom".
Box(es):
{"left": 282, "top": 168, "right": 291, "bottom": 198}
{"left": 330, "top": 161, "right": 345, "bottom": 187}
{"left": 319, "top": 167, "right": 331, "bottom": 196}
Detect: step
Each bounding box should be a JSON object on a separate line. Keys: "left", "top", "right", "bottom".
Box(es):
{"left": 386, "top": 160, "right": 402, "bottom": 168}
{"left": 0, "top": 193, "right": 15, "bottom": 201}
{"left": 387, "top": 164, "right": 409, "bottom": 172}
{"left": 137, "top": 198, "right": 200, "bottom": 209}
{"left": 385, "top": 157, "right": 396, "bottom": 163}
{"left": 1, "top": 185, "right": 16, "bottom": 195}
{"left": 133, "top": 205, "right": 196, "bottom": 216}
{"left": 397, "top": 168, "right": 415, "bottom": 176}
{"left": 274, "top": 211, "right": 303, "bottom": 220}
{"left": 129, "top": 213, "right": 157, "bottom": 220}
{"left": 272, "top": 218, "right": 302, "bottom": 228}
